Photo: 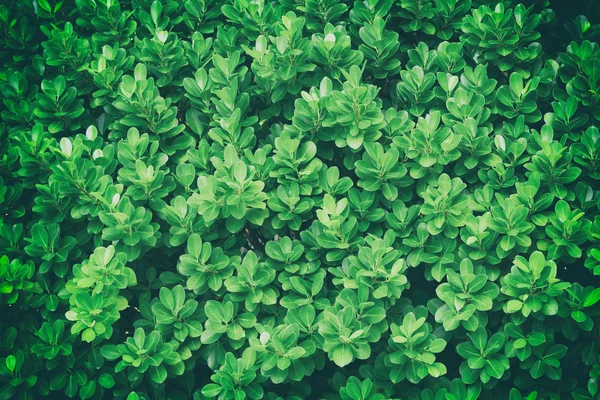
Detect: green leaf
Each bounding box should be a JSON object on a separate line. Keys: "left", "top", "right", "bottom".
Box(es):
{"left": 150, "top": 365, "right": 168, "bottom": 384}
{"left": 331, "top": 345, "right": 354, "bottom": 367}
{"left": 202, "top": 384, "right": 223, "bottom": 397}
{"left": 5, "top": 355, "right": 16, "bottom": 372}
{"left": 98, "top": 374, "right": 115, "bottom": 389}
{"left": 80, "top": 381, "right": 96, "bottom": 399}
{"left": 584, "top": 288, "right": 600, "bottom": 307}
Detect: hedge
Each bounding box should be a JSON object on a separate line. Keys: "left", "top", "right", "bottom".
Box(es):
{"left": 2, "top": 0, "right": 600, "bottom": 399}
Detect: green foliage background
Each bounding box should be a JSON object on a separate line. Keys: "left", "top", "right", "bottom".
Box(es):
{"left": 2, "top": 0, "right": 600, "bottom": 399}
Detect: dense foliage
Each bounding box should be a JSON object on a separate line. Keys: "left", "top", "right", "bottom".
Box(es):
{"left": 2, "top": 0, "right": 600, "bottom": 399}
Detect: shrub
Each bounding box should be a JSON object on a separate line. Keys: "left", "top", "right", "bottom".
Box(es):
{"left": 2, "top": 0, "right": 600, "bottom": 399}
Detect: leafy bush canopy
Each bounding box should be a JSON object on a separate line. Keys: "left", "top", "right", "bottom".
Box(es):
{"left": 3, "top": 0, "right": 600, "bottom": 399}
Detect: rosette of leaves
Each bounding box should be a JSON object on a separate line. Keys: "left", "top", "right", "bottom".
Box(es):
{"left": 64, "top": 291, "right": 126, "bottom": 344}
{"left": 319, "top": 166, "right": 354, "bottom": 198}
{"left": 100, "top": 328, "right": 182, "bottom": 385}
{"left": 419, "top": 173, "right": 470, "bottom": 238}
{"left": 537, "top": 200, "right": 591, "bottom": 260}
{"left": 333, "top": 287, "right": 388, "bottom": 342}
{"left": 0, "top": 70, "right": 38, "bottom": 131}
{"left": 456, "top": 327, "right": 509, "bottom": 385}
{"left": 385, "top": 200, "right": 420, "bottom": 239}
{"left": 270, "top": 131, "right": 323, "bottom": 196}
{"left": 177, "top": 233, "right": 234, "bottom": 294}
{"left": 74, "top": 0, "right": 137, "bottom": 48}
{"left": 201, "top": 300, "right": 257, "bottom": 348}
{"left": 98, "top": 195, "right": 160, "bottom": 261}
{"left": 307, "top": 194, "right": 362, "bottom": 262}
{"left": 436, "top": 42, "right": 467, "bottom": 74}
{"left": 396, "top": 0, "right": 435, "bottom": 36}
{"left": 572, "top": 125, "right": 600, "bottom": 179}
{"left": 182, "top": 1, "right": 223, "bottom": 35}
{"left": 250, "top": 323, "right": 316, "bottom": 383}
{"left": 183, "top": 67, "right": 214, "bottom": 129}
{"left": 384, "top": 305, "right": 447, "bottom": 384}
{"left": 558, "top": 283, "right": 599, "bottom": 340}
{"left": 341, "top": 234, "right": 409, "bottom": 303}
{"left": 487, "top": 195, "right": 534, "bottom": 259}
{"left": 242, "top": 13, "right": 316, "bottom": 116}
{"left": 184, "top": 32, "right": 214, "bottom": 72}
{"left": 287, "top": 78, "right": 336, "bottom": 143}
{"left": 347, "top": 0, "right": 392, "bottom": 35}
{"left": 355, "top": 142, "right": 411, "bottom": 201}
{"left": 423, "top": 236, "right": 458, "bottom": 283}
{"left": 494, "top": 73, "right": 542, "bottom": 124}
{"left": 63, "top": 246, "right": 136, "bottom": 342}
{"left": 224, "top": 251, "right": 279, "bottom": 312}
{"left": 323, "top": 65, "right": 385, "bottom": 150}
{"left": 442, "top": 88, "right": 500, "bottom": 174}
{"left": 40, "top": 22, "right": 91, "bottom": 84}
{"left": 509, "top": 173, "right": 554, "bottom": 226}
{"left": 130, "top": 29, "right": 188, "bottom": 88}
{"left": 133, "top": 0, "right": 182, "bottom": 34}
{"left": 347, "top": 188, "right": 386, "bottom": 233}
{"left": 395, "top": 66, "right": 436, "bottom": 117}
{"left": 460, "top": 3, "right": 549, "bottom": 76}
{"left": 278, "top": 263, "right": 327, "bottom": 310}
{"left": 357, "top": 17, "right": 401, "bottom": 79}
{"left": 150, "top": 285, "right": 203, "bottom": 342}
{"left": 460, "top": 64, "right": 498, "bottom": 103}
{"left": 189, "top": 145, "right": 269, "bottom": 233}
{"left": 221, "top": 0, "right": 278, "bottom": 40}
{"left": 434, "top": 0, "right": 472, "bottom": 41}
{"left": 201, "top": 350, "right": 266, "bottom": 400}
{"left": 87, "top": 45, "right": 135, "bottom": 109}
{"left": 30, "top": 320, "right": 73, "bottom": 364}
{"left": 518, "top": 334, "right": 567, "bottom": 381}
{"left": 16, "top": 124, "right": 58, "bottom": 191}
{"left": 205, "top": 52, "right": 256, "bottom": 129}
{"left": 46, "top": 134, "right": 121, "bottom": 222}
{"left": 0, "top": 256, "right": 37, "bottom": 305}
{"left": 265, "top": 236, "right": 304, "bottom": 273}
{"left": 558, "top": 40, "right": 600, "bottom": 119}
{"left": 402, "top": 222, "right": 446, "bottom": 270}
{"left": 504, "top": 321, "right": 547, "bottom": 363}
{"left": 544, "top": 97, "right": 589, "bottom": 139}
{"left": 66, "top": 245, "right": 135, "bottom": 295}
{"left": 298, "top": 0, "right": 347, "bottom": 32}
{"left": 338, "top": 377, "right": 385, "bottom": 400}
{"left": 523, "top": 129, "right": 582, "bottom": 198}
{"left": 433, "top": 70, "right": 458, "bottom": 103}
{"left": 318, "top": 306, "right": 374, "bottom": 367}
{"left": 268, "top": 182, "right": 315, "bottom": 231}
{"left": 434, "top": 258, "right": 499, "bottom": 331}
{"left": 115, "top": 128, "right": 176, "bottom": 206}
{"left": 109, "top": 63, "right": 188, "bottom": 155}
{"left": 284, "top": 305, "right": 323, "bottom": 353}
{"left": 393, "top": 111, "right": 461, "bottom": 178}
{"left": 458, "top": 214, "right": 500, "bottom": 266}
{"left": 310, "top": 24, "right": 364, "bottom": 80}
{"left": 479, "top": 161, "right": 520, "bottom": 191}
{"left": 500, "top": 251, "right": 570, "bottom": 317}
{"left": 33, "top": 76, "right": 86, "bottom": 134}
{"left": 379, "top": 108, "right": 415, "bottom": 148}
